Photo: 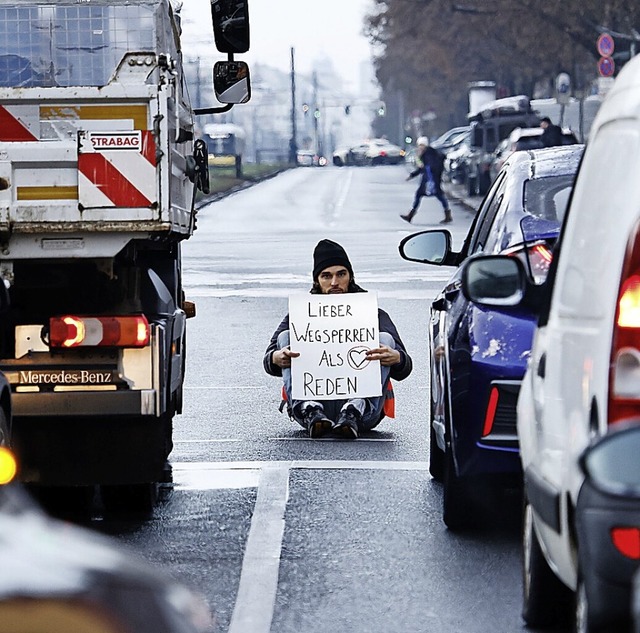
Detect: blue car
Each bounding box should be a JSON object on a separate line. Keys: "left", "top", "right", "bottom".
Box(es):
{"left": 399, "top": 145, "right": 584, "bottom": 530}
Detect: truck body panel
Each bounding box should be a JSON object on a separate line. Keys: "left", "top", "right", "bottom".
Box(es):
{"left": 0, "top": 0, "right": 199, "bottom": 488}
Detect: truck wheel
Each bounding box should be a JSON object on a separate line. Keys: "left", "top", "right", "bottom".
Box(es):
{"left": 522, "top": 499, "right": 572, "bottom": 627}
{"left": 442, "top": 443, "right": 474, "bottom": 530}
{"left": 101, "top": 483, "right": 158, "bottom": 517}
{"left": 0, "top": 408, "right": 8, "bottom": 446}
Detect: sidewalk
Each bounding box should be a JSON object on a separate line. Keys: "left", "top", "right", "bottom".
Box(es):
{"left": 445, "top": 181, "right": 480, "bottom": 215}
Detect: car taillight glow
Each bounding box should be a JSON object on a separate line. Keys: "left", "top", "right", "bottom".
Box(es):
{"left": 610, "top": 222, "right": 640, "bottom": 425}
{"left": 504, "top": 241, "right": 554, "bottom": 284}
{"left": 49, "top": 315, "right": 150, "bottom": 348}
{"left": 611, "top": 527, "right": 640, "bottom": 559}
{"left": 482, "top": 387, "right": 499, "bottom": 437}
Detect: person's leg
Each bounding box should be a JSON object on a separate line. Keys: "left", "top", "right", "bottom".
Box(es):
{"left": 435, "top": 189, "right": 452, "bottom": 223}
{"left": 401, "top": 185, "right": 424, "bottom": 223}
{"left": 277, "top": 330, "right": 332, "bottom": 437}
{"left": 334, "top": 333, "right": 395, "bottom": 437}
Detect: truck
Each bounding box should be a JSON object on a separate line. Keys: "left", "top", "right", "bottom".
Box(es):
{"left": 0, "top": 0, "right": 250, "bottom": 511}
{"left": 466, "top": 94, "right": 540, "bottom": 196}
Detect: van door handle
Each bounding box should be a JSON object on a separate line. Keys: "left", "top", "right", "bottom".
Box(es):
{"left": 537, "top": 353, "right": 546, "bottom": 379}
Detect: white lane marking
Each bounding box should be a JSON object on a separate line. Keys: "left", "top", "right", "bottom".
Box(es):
{"left": 329, "top": 169, "right": 353, "bottom": 225}
{"left": 174, "top": 439, "right": 242, "bottom": 443}
{"left": 268, "top": 436, "right": 396, "bottom": 442}
{"left": 227, "top": 464, "right": 289, "bottom": 633}
{"left": 171, "top": 460, "right": 428, "bottom": 471}
{"left": 174, "top": 468, "right": 259, "bottom": 490}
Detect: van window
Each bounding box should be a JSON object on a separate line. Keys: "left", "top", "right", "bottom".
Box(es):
{"left": 557, "top": 124, "right": 640, "bottom": 318}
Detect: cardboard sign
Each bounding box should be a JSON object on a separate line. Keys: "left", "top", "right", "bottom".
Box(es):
{"left": 289, "top": 293, "right": 381, "bottom": 400}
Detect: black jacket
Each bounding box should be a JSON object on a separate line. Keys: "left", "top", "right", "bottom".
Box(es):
{"left": 263, "top": 308, "right": 413, "bottom": 381}
{"left": 408, "top": 146, "right": 446, "bottom": 192}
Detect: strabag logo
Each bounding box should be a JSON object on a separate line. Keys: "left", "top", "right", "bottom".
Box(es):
{"left": 18, "top": 370, "right": 114, "bottom": 385}
{"left": 88, "top": 131, "right": 142, "bottom": 152}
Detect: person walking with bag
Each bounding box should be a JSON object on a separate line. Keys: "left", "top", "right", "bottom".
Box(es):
{"left": 401, "top": 136, "right": 452, "bottom": 224}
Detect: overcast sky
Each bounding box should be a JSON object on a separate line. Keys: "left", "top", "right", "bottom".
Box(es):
{"left": 180, "top": 0, "right": 376, "bottom": 87}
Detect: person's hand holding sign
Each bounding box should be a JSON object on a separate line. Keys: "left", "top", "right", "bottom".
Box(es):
{"left": 273, "top": 346, "right": 299, "bottom": 369}
{"left": 366, "top": 344, "right": 401, "bottom": 367}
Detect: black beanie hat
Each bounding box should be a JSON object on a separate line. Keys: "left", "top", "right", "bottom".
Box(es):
{"left": 312, "top": 239, "right": 353, "bottom": 280}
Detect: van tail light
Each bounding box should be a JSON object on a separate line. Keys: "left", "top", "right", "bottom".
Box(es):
{"left": 49, "top": 315, "right": 150, "bottom": 348}
{"left": 504, "top": 241, "right": 554, "bottom": 285}
{"left": 611, "top": 527, "right": 640, "bottom": 559}
{"left": 610, "top": 221, "right": 640, "bottom": 425}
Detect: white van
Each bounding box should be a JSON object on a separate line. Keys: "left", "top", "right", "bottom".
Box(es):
{"left": 459, "top": 54, "right": 640, "bottom": 632}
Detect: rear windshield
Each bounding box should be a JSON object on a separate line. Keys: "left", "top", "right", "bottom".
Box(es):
{"left": 524, "top": 174, "right": 574, "bottom": 223}
{"left": 0, "top": 3, "right": 162, "bottom": 88}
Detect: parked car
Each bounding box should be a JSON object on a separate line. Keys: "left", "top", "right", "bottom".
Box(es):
{"left": 490, "top": 126, "right": 579, "bottom": 181}
{"left": 0, "top": 477, "right": 214, "bottom": 632}
{"left": 296, "top": 150, "right": 327, "bottom": 167}
{"left": 333, "top": 139, "right": 405, "bottom": 166}
{"left": 457, "top": 54, "right": 640, "bottom": 631}
{"left": 443, "top": 133, "right": 472, "bottom": 184}
{"left": 431, "top": 126, "right": 471, "bottom": 154}
{"left": 398, "top": 144, "right": 583, "bottom": 530}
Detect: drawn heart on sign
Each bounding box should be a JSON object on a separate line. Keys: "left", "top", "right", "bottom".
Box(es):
{"left": 347, "top": 346, "right": 371, "bottom": 370}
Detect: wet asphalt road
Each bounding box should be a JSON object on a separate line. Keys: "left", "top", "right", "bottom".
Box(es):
{"left": 87, "top": 165, "right": 563, "bottom": 633}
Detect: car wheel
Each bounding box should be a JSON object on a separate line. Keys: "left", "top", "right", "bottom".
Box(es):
{"left": 522, "top": 499, "right": 572, "bottom": 628}
{"left": 429, "top": 420, "right": 445, "bottom": 482}
{"left": 467, "top": 174, "right": 477, "bottom": 196}
{"left": 442, "top": 441, "right": 474, "bottom": 530}
{"left": 478, "top": 170, "right": 491, "bottom": 196}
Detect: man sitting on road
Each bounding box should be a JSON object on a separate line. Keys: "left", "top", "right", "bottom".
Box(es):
{"left": 263, "top": 239, "right": 413, "bottom": 440}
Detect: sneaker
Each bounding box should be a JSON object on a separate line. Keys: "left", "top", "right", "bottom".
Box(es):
{"left": 303, "top": 406, "right": 333, "bottom": 438}
{"left": 333, "top": 407, "right": 360, "bottom": 440}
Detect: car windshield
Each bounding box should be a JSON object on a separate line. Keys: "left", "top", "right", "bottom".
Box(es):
{"left": 523, "top": 174, "right": 574, "bottom": 223}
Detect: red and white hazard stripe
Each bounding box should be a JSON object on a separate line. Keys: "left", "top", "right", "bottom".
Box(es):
{"left": 0, "top": 105, "right": 39, "bottom": 141}
{"left": 78, "top": 130, "right": 157, "bottom": 208}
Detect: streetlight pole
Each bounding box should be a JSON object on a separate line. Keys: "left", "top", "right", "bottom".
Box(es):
{"left": 289, "top": 47, "right": 298, "bottom": 165}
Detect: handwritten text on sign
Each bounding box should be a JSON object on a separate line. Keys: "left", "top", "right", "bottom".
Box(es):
{"left": 289, "top": 293, "right": 381, "bottom": 400}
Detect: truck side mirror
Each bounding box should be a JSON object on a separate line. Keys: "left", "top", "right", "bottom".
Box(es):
{"left": 213, "top": 61, "right": 250, "bottom": 104}
{"left": 210, "top": 0, "right": 250, "bottom": 54}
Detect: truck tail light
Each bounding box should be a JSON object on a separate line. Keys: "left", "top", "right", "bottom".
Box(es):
{"left": 49, "top": 315, "right": 150, "bottom": 348}
{"left": 610, "top": 220, "right": 640, "bottom": 425}
{"left": 611, "top": 527, "right": 640, "bottom": 559}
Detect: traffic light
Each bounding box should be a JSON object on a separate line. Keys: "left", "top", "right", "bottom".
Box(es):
{"left": 344, "top": 105, "right": 351, "bottom": 115}
{"left": 302, "top": 103, "right": 309, "bottom": 115}
{"left": 314, "top": 108, "right": 320, "bottom": 119}
{"left": 377, "top": 101, "right": 386, "bottom": 116}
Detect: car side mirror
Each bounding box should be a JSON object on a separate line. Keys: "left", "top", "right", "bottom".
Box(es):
{"left": 210, "top": 0, "right": 250, "bottom": 54}
{"left": 579, "top": 421, "right": 640, "bottom": 497}
{"left": 213, "top": 61, "right": 251, "bottom": 104}
{"left": 461, "top": 255, "right": 526, "bottom": 306}
{"left": 398, "top": 230, "right": 453, "bottom": 266}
